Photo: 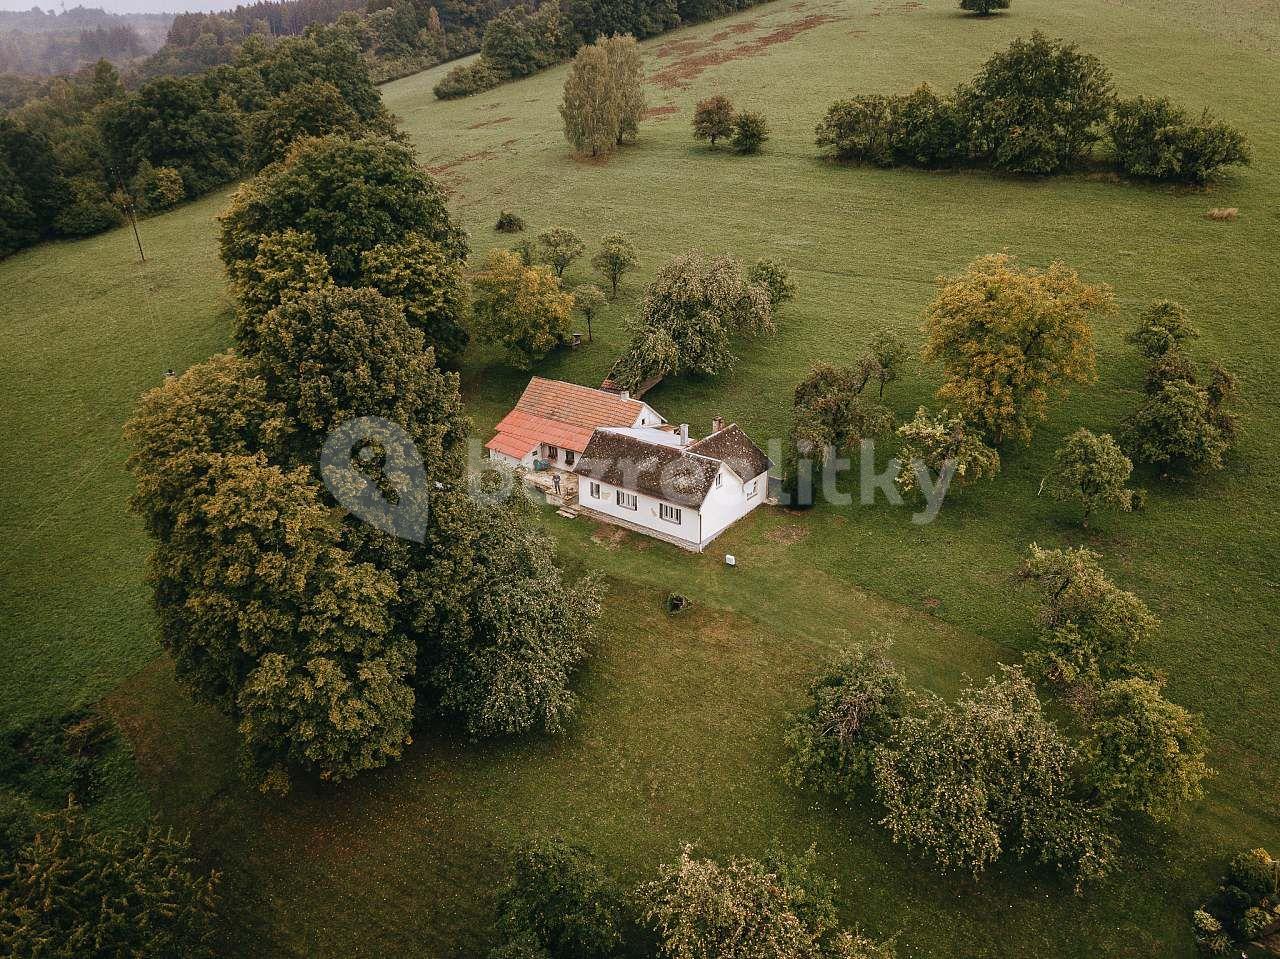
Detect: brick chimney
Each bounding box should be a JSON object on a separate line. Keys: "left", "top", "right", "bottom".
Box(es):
{"left": 711, "top": 415, "right": 725, "bottom": 434}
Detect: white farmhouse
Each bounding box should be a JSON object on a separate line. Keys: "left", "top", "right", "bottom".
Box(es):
{"left": 485, "top": 377, "right": 771, "bottom": 550}
{"left": 573, "top": 420, "right": 771, "bottom": 551}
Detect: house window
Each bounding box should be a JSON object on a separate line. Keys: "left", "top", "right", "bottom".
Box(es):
{"left": 659, "top": 502, "right": 681, "bottom": 524}
{"left": 616, "top": 490, "right": 637, "bottom": 510}
{"left": 715, "top": 473, "right": 722, "bottom": 488}
{"left": 746, "top": 479, "right": 758, "bottom": 499}
{"left": 589, "top": 482, "right": 601, "bottom": 499}
{"left": 565, "top": 450, "right": 575, "bottom": 466}
{"left": 546, "top": 445, "right": 559, "bottom": 461}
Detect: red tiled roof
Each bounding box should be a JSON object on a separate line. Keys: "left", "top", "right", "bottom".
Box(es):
{"left": 486, "top": 378, "right": 654, "bottom": 457}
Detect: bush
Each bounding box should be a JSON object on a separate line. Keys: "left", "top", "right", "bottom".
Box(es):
{"left": 0, "top": 804, "right": 220, "bottom": 958}
{"left": 434, "top": 58, "right": 502, "bottom": 99}
{"left": 0, "top": 710, "right": 114, "bottom": 807}
{"left": 888, "top": 84, "right": 966, "bottom": 168}
{"left": 131, "top": 161, "right": 186, "bottom": 213}
{"left": 960, "top": 0, "right": 1010, "bottom": 12}
{"left": 816, "top": 95, "right": 895, "bottom": 166}
{"left": 54, "top": 176, "right": 122, "bottom": 236}
{"left": 731, "top": 110, "right": 769, "bottom": 154}
{"left": 496, "top": 210, "right": 526, "bottom": 233}
{"left": 1108, "top": 96, "right": 1250, "bottom": 184}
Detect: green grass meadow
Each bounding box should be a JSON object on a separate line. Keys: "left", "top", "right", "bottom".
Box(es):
{"left": 2, "top": 0, "right": 1280, "bottom": 954}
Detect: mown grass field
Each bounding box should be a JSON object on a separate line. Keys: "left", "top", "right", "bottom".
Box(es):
{"left": 2, "top": 0, "right": 1279, "bottom": 954}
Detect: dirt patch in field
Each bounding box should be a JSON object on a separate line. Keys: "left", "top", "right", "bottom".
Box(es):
{"left": 644, "top": 104, "right": 680, "bottom": 119}
{"left": 652, "top": 37, "right": 714, "bottom": 60}
{"left": 710, "top": 19, "right": 762, "bottom": 41}
{"left": 467, "top": 115, "right": 513, "bottom": 129}
{"left": 426, "top": 149, "right": 496, "bottom": 175}
{"left": 592, "top": 524, "right": 629, "bottom": 549}
{"left": 650, "top": 13, "right": 843, "bottom": 89}
{"left": 765, "top": 523, "right": 810, "bottom": 545}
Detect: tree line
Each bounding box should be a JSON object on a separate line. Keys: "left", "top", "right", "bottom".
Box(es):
{"left": 433, "top": 0, "right": 781, "bottom": 99}
{"left": 1, "top": 23, "right": 396, "bottom": 261}
{"left": 815, "top": 32, "right": 1250, "bottom": 184}
{"left": 0, "top": 7, "right": 170, "bottom": 77}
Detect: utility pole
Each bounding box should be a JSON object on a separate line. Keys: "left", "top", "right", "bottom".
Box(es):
{"left": 110, "top": 164, "right": 145, "bottom": 262}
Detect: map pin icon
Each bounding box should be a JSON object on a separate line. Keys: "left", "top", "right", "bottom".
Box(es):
{"left": 320, "top": 416, "right": 430, "bottom": 543}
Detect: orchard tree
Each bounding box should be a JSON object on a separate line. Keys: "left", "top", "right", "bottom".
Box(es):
{"left": 1126, "top": 300, "right": 1198, "bottom": 359}
{"left": 790, "top": 362, "right": 895, "bottom": 468}
{"left": 560, "top": 41, "right": 619, "bottom": 158}
{"left": 923, "top": 253, "right": 1113, "bottom": 444}
{"left": 1121, "top": 362, "right": 1238, "bottom": 475}
{"left": 1044, "top": 428, "right": 1137, "bottom": 526}
{"left": 591, "top": 232, "right": 638, "bottom": 296}
{"left": 638, "top": 845, "right": 893, "bottom": 959}
{"left": 782, "top": 645, "right": 909, "bottom": 795}
{"left": 471, "top": 248, "right": 576, "bottom": 368}
{"left": 894, "top": 407, "right": 1000, "bottom": 497}
{"left": 732, "top": 111, "right": 769, "bottom": 154}
{"left": 959, "top": 0, "right": 1010, "bottom": 14}
{"left": 610, "top": 250, "right": 775, "bottom": 389}
{"left": 748, "top": 258, "right": 796, "bottom": 307}
{"left": 492, "top": 837, "right": 628, "bottom": 959}
{"left": 1018, "top": 544, "right": 1158, "bottom": 697}
{"left": 1083, "top": 678, "right": 1211, "bottom": 823}
{"left": 865, "top": 330, "right": 908, "bottom": 397}
{"left": 573, "top": 283, "right": 607, "bottom": 341}
{"left": 873, "top": 666, "right": 1115, "bottom": 885}
{"left": 693, "top": 94, "right": 735, "bottom": 146}
{"left": 538, "top": 226, "right": 586, "bottom": 277}
{"left": 219, "top": 134, "right": 468, "bottom": 285}
{"left": 361, "top": 232, "right": 471, "bottom": 369}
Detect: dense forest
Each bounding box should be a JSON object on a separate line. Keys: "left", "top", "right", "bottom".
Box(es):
{"left": 0, "top": 7, "right": 171, "bottom": 76}
{"left": 2, "top": 0, "right": 784, "bottom": 262}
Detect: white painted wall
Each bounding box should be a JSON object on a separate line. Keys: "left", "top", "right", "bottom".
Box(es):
{"left": 580, "top": 478, "right": 702, "bottom": 546}
{"left": 490, "top": 449, "right": 534, "bottom": 469}
{"left": 699, "top": 465, "right": 768, "bottom": 546}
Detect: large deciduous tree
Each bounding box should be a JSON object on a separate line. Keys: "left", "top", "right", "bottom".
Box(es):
{"left": 559, "top": 41, "right": 619, "bottom": 158}
{"left": 247, "top": 79, "right": 364, "bottom": 169}
{"left": 603, "top": 33, "right": 645, "bottom": 145}
{"left": 361, "top": 232, "right": 471, "bottom": 369}
{"left": 955, "top": 31, "right": 1113, "bottom": 175}
{"left": 219, "top": 134, "right": 468, "bottom": 285}
{"left": 471, "top": 248, "right": 576, "bottom": 368}
{"left": 922, "top": 253, "right": 1112, "bottom": 444}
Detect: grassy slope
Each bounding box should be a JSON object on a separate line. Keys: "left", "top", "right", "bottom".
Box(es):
{"left": 2, "top": 0, "right": 1279, "bottom": 954}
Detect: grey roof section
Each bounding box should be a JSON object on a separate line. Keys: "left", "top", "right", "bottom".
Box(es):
{"left": 689, "top": 424, "right": 772, "bottom": 483}
{"left": 573, "top": 424, "right": 771, "bottom": 507}
{"left": 574, "top": 430, "right": 721, "bottom": 508}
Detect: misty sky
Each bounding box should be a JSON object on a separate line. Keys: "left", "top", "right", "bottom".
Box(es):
{"left": 0, "top": 0, "right": 233, "bottom": 13}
